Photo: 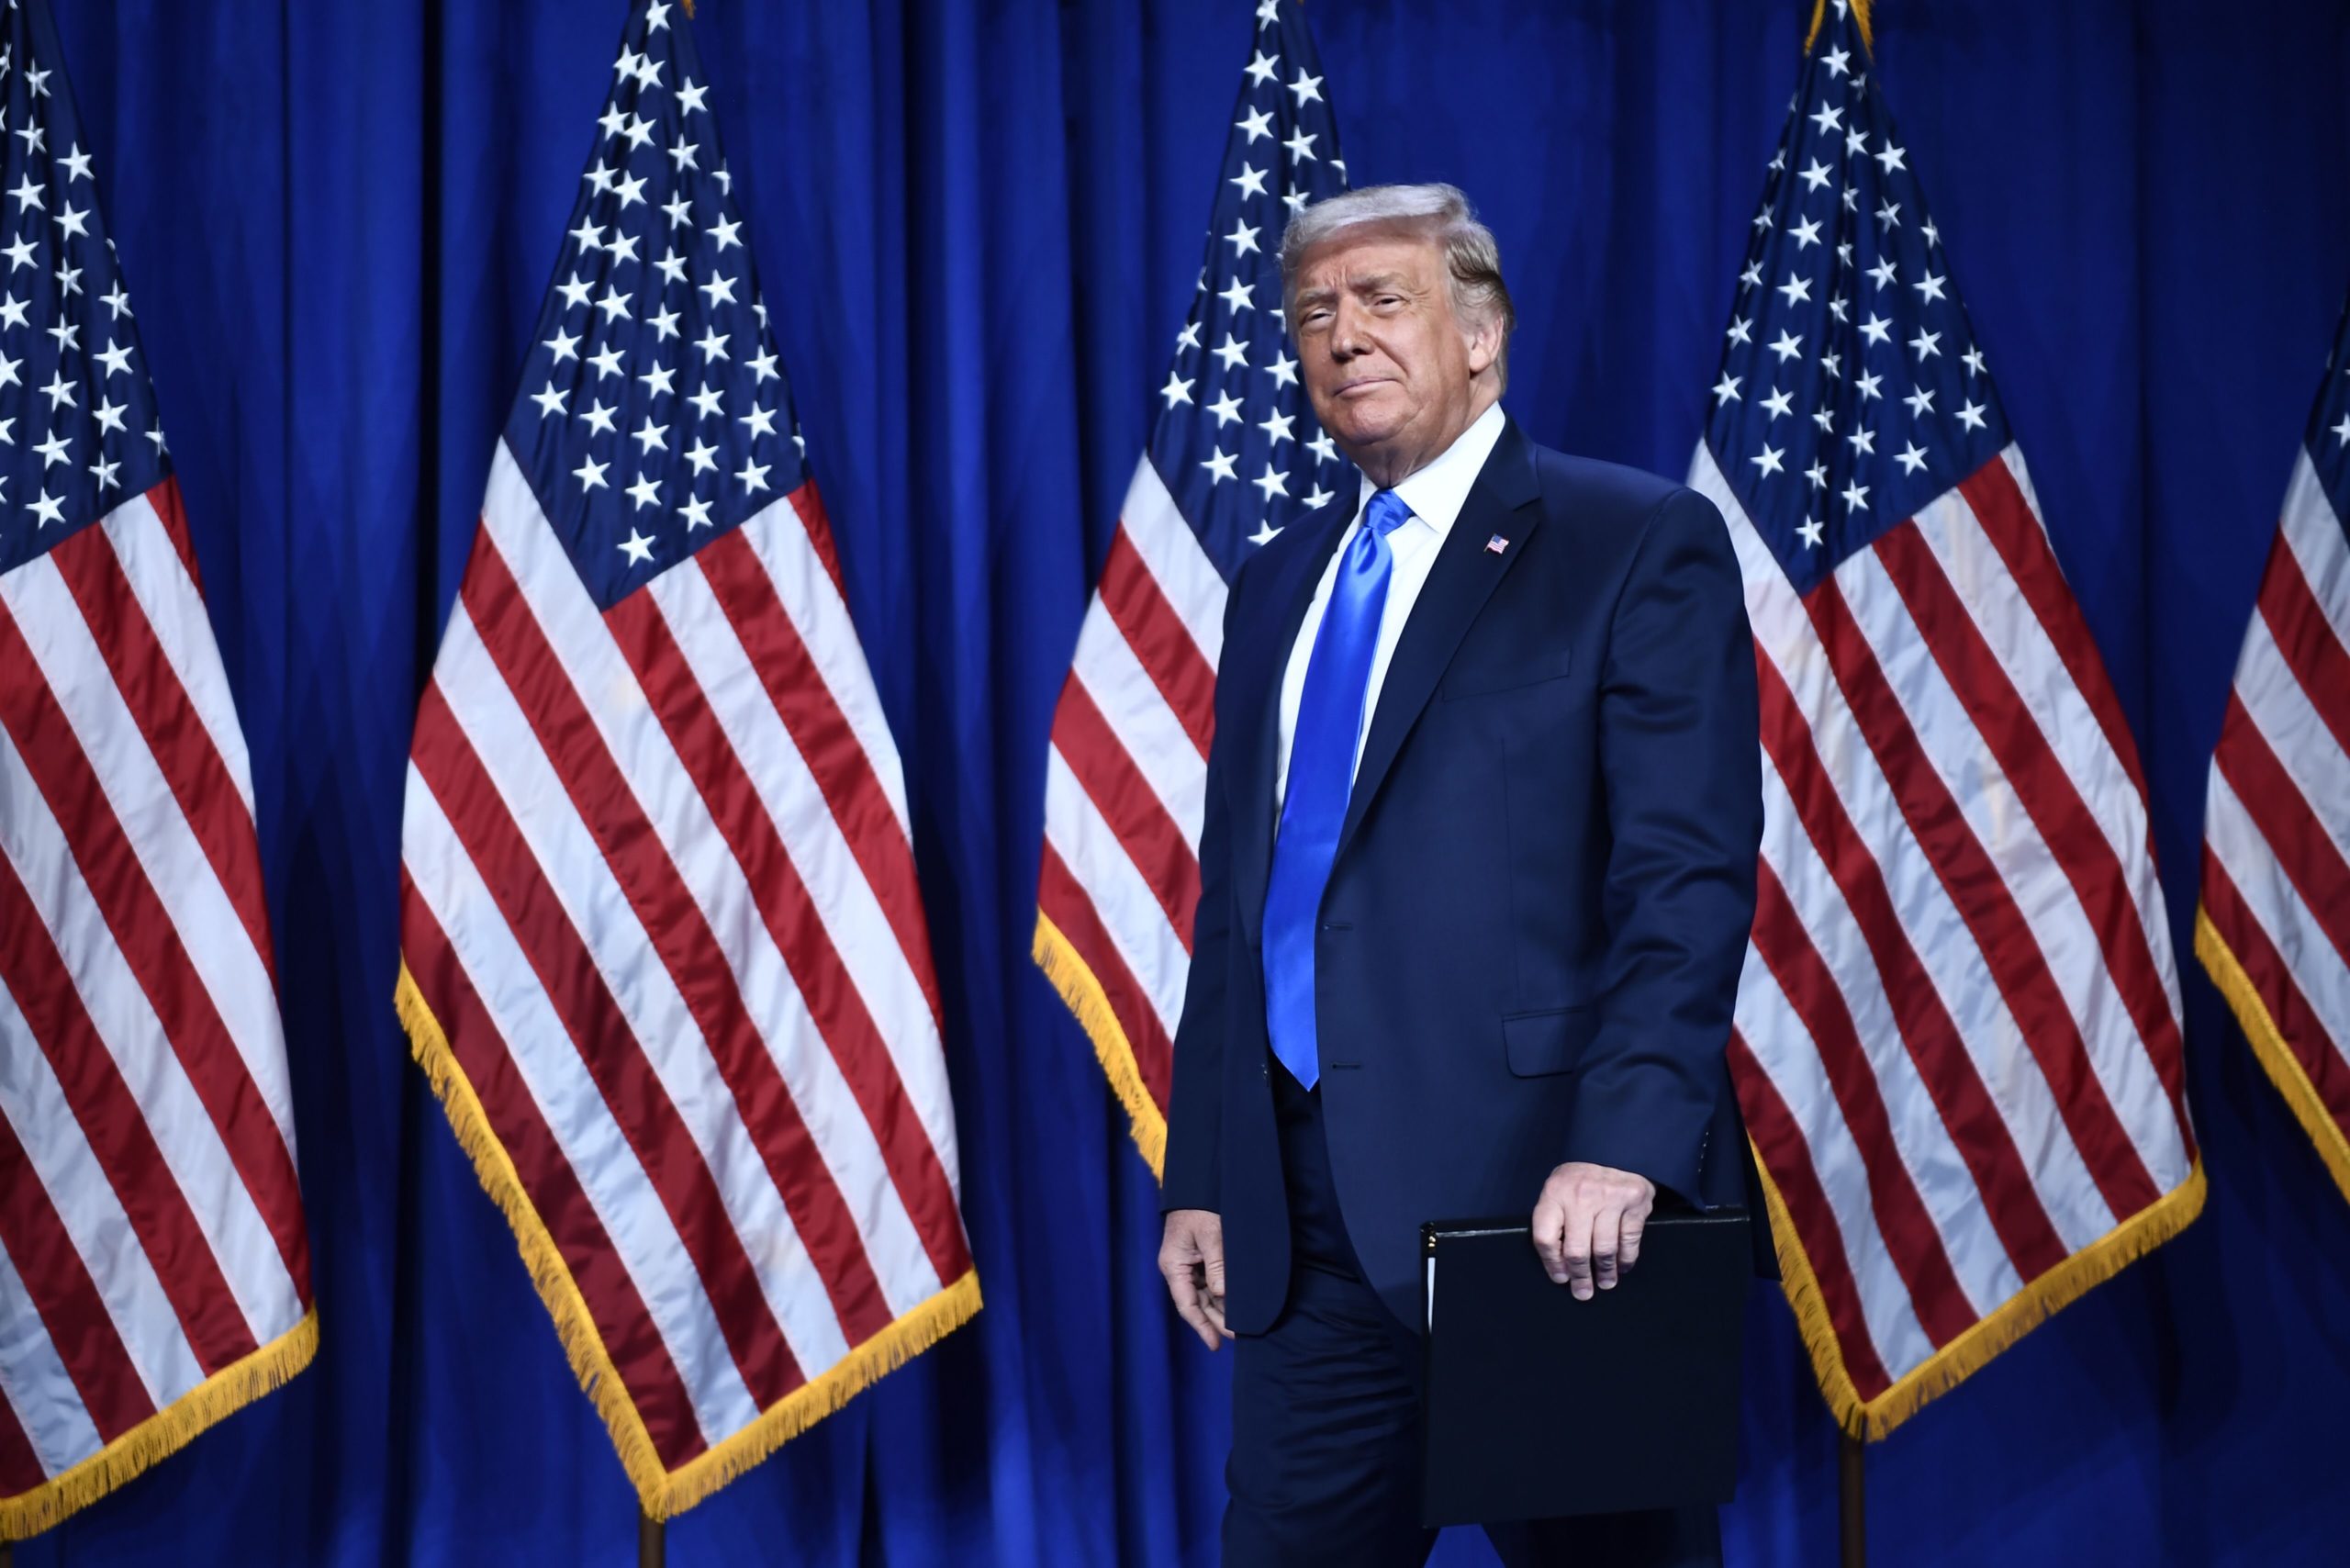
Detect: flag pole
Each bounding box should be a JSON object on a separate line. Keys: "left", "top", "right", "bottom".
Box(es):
{"left": 1840, "top": 1431, "right": 1867, "bottom": 1566}
{"left": 639, "top": 1508, "right": 665, "bottom": 1568}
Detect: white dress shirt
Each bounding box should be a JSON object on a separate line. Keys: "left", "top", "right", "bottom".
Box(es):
{"left": 1274, "top": 401, "right": 1509, "bottom": 812}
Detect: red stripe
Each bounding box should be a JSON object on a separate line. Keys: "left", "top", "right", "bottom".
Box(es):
{"left": 458, "top": 535, "right": 901, "bottom": 1345}
{"left": 2256, "top": 527, "right": 2350, "bottom": 765}
{"left": 0, "top": 1383, "right": 43, "bottom": 1496}
{"left": 1049, "top": 681, "right": 1202, "bottom": 953}
{"left": 697, "top": 520, "right": 945, "bottom": 1034}
{"left": 2212, "top": 695, "right": 2350, "bottom": 976}
{"left": 1095, "top": 530, "right": 1216, "bottom": 759}
{"left": 1039, "top": 843, "right": 1175, "bottom": 1111}
{"left": 608, "top": 582, "right": 972, "bottom": 1291}
{"left": 400, "top": 887, "right": 710, "bottom": 1470}
{"left": 142, "top": 478, "right": 204, "bottom": 597}
{"left": 2201, "top": 850, "right": 2350, "bottom": 1137}
{"left": 1956, "top": 460, "right": 2153, "bottom": 809}
{"left": 787, "top": 479, "right": 849, "bottom": 609}
{"left": 408, "top": 681, "right": 807, "bottom": 1412}
{"left": 0, "top": 852, "right": 261, "bottom": 1375}
{"left": 1747, "top": 861, "right": 1978, "bottom": 1348}
{"left": 1728, "top": 1028, "right": 1896, "bottom": 1401}
{"left": 1872, "top": 524, "right": 2194, "bottom": 1160}
{"left": 0, "top": 599, "right": 311, "bottom": 1293}
{"left": 0, "top": 1115, "right": 157, "bottom": 1442}
{"left": 1805, "top": 574, "right": 2164, "bottom": 1219}
{"left": 1753, "top": 651, "right": 2070, "bottom": 1279}
{"left": 46, "top": 521, "right": 278, "bottom": 983}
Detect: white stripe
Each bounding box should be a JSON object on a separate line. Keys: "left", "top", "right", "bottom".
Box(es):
{"left": 97, "top": 491, "right": 258, "bottom": 816}
{"left": 0, "top": 556, "right": 297, "bottom": 1157}
{"left": 1731, "top": 946, "right": 1941, "bottom": 1378}
{"left": 426, "top": 609, "right": 881, "bottom": 1360}
{"left": 0, "top": 724, "right": 297, "bottom": 1346}
{"left": 0, "top": 983, "right": 203, "bottom": 1412}
{"left": 402, "top": 763, "right": 761, "bottom": 1444}
{"left": 727, "top": 480, "right": 912, "bottom": 840}
{"left": 1696, "top": 444, "right": 2126, "bottom": 1249}
{"left": 2233, "top": 611, "right": 2350, "bottom": 867}
{"left": 1069, "top": 595, "right": 1208, "bottom": 846}
{"left": 1120, "top": 454, "right": 1228, "bottom": 667}
{"left": 2206, "top": 769, "right": 2350, "bottom": 1055}
{"left": 649, "top": 548, "right": 962, "bottom": 1222}
{"left": 0, "top": 1235, "right": 103, "bottom": 1478}
{"left": 1830, "top": 544, "right": 2189, "bottom": 1193}
{"left": 480, "top": 465, "right": 941, "bottom": 1313}
{"left": 1043, "top": 743, "right": 1188, "bottom": 1035}
{"left": 2277, "top": 453, "right": 2350, "bottom": 655}
{"left": 1760, "top": 753, "right": 2027, "bottom": 1312}
{"left": 1923, "top": 485, "right": 2182, "bottom": 1024}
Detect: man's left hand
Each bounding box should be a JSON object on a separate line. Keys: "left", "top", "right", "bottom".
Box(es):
{"left": 1530, "top": 1162, "right": 1657, "bottom": 1301}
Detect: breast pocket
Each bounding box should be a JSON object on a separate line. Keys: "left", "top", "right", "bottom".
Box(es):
{"left": 1440, "top": 647, "right": 1573, "bottom": 700}
{"left": 1502, "top": 1005, "right": 1595, "bottom": 1078}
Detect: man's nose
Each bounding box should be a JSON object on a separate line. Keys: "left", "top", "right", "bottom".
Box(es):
{"left": 1328, "top": 300, "right": 1368, "bottom": 358}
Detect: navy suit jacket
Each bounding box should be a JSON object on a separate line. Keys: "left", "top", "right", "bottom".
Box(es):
{"left": 1159, "top": 417, "right": 1767, "bottom": 1335}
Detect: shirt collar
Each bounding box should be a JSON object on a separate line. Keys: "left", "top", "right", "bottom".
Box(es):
{"left": 1353, "top": 400, "right": 1509, "bottom": 541}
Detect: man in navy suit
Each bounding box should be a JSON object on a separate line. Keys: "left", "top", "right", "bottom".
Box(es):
{"left": 1157, "top": 184, "right": 1763, "bottom": 1567}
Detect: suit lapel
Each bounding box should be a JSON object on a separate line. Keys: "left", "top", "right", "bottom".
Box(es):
{"left": 1335, "top": 418, "right": 1544, "bottom": 862}
{"left": 1226, "top": 496, "right": 1360, "bottom": 942}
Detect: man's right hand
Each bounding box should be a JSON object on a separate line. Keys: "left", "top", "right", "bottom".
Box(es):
{"left": 1158, "top": 1209, "right": 1229, "bottom": 1350}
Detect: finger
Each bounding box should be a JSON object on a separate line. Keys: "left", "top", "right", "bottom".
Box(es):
{"left": 1531, "top": 1192, "right": 1568, "bottom": 1282}
{"left": 1562, "top": 1208, "right": 1596, "bottom": 1301}
{"left": 1591, "top": 1204, "right": 1621, "bottom": 1292}
{"left": 1165, "top": 1265, "right": 1216, "bottom": 1350}
{"left": 1201, "top": 1290, "right": 1229, "bottom": 1340}
{"left": 1203, "top": 1230, "right": 1227, "bottom": 1301}
{"left": 1619, "top": 1204, "right": 1649, "bottom": 1274}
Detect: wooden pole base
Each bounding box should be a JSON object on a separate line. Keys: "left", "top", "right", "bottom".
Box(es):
{"left": 639, "top": 1507, "right": 665, "bottom": 1568}
{"left": 1840, "top": 1430, "right": 1866, "bottom": 1568}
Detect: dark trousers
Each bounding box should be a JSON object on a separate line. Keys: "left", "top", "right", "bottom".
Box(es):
{"left": 1222, "top": 1063, "right": 1721, "bottom": 1568}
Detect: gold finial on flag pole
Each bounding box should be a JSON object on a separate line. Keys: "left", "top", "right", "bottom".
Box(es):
{"left": 1807, "top": 0, "right": 1874, "bottom": 52}
{"left": 678, "top": 0, "right": 696, "bottom": 17}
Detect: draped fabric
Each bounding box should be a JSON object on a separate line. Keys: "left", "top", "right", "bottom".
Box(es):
{"left": 17, "top": 2, "right": 2350, "bottom": 1564}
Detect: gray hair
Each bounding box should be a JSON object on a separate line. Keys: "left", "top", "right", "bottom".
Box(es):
{"left": 1278, "top": 183, "right": 1517, "bottom": 387}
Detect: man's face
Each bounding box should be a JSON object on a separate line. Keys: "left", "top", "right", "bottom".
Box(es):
{"left": 1291, "top": 221, "right": 1497, "bottom": 481}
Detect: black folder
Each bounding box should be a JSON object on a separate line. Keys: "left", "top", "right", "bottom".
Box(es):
{"left": 1419, "top": 1208, "right": 1750, "bottom": 1528}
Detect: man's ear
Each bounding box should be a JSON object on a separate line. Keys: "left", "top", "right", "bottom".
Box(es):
{"left": 1463, "top": 311, "right": 1503, "bottom": 377}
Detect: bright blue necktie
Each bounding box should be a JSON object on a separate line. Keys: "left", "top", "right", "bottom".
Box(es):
{"left": 1263, "top": 489, "right": 1414, "bottom": 1091}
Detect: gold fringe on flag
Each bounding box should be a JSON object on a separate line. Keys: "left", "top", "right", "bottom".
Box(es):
{"left": 2198, "top": 909, "right": 2350, "bottom": 1204}
{"left": 395, "top": 962, "right": 981, "bottom": 1519}
{"left": 1807, "top": 0, "right": 1875, "bottom": 52}
{"left": 1034, "top": 912, "right": 1169, "bottom": 1177}
{"left": 1753, "top": 1145, "right": 2204, "bottom": 1439}
{"left": 0, "top": 1307, "right": 319, "bottom": 1542}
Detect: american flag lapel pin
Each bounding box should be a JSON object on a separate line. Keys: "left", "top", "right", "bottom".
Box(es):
{"left": 1485, "top": 534, "right": 1509, "bottom": 554}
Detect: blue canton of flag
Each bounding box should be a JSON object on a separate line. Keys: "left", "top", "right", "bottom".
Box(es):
{"left": 1704, "top": 0, "right": 2011, "bottom": 598}
{"left": 2300, "top": 297, "right": 2350, "bottom": 530}
{"left": 0, "top": 0, "right": 169, "bottom": 580}
{"left": 1150, "top": 0, "right": 1350, "bottom": 579}
{"left": 505, "top": 0, "right": 805, "bottom": 612}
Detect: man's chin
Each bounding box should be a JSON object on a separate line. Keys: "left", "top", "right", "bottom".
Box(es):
{"left": 1324, "top": 416, "right": 1409, "bottom": 459}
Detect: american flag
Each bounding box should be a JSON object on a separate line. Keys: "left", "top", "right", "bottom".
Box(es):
{"left": 1690, "top": 1, "right": 2200, "bottom": 1438}
{"left": 396, "top": 0, "right": 975, "bottom": 1518}
{"left": 2196, "top": 299, "right": 2350, "bottom": 1206}
{"left": 0, "top": 0, "right": 313, "bottom": 1540}
{"left": 1034, "top": 0, "right": 1348, "bottom": 1170}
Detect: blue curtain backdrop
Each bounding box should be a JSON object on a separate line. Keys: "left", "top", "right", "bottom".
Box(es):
{"left": 18, "top": 0, "right": 2350, "bottom": 1563}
